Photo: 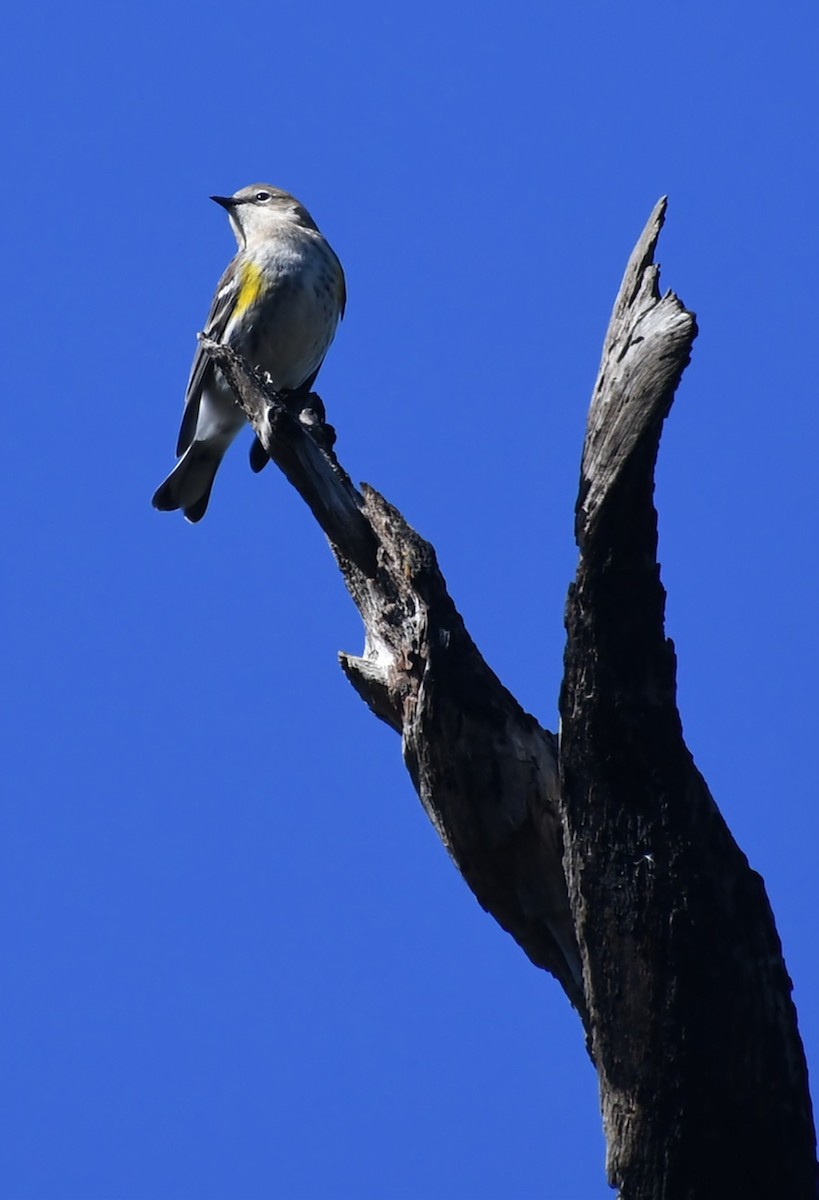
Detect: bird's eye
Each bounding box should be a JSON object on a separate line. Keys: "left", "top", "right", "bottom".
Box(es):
{"left": 255, "top": 191, "right": 271, "bottom": 202}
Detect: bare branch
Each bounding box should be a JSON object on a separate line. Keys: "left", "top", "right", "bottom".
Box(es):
{"left": 200, "top": 337, "right": 378, "bottom": 576}
{"left": 199, "top": 338, "right": 586, "bottom": 1017}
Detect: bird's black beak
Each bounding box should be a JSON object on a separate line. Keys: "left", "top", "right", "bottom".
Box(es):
{"left": 210, "top": 194, "right": 238, "bottom": 210}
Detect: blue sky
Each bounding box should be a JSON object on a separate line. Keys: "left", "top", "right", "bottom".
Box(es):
{"left": 3, "top": 3, "right": 818, "bottom": 1198}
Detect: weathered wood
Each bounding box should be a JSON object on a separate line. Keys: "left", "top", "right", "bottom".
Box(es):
{"left": 559, "top": 198, "right": 816, "bottom": 1198}
{"left": 199, "top": 338, "right": 586, "bottom": 1017}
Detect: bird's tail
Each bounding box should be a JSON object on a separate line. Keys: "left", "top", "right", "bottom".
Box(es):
{"left": 151, "top": 441, "right": 224, "bottom": 524}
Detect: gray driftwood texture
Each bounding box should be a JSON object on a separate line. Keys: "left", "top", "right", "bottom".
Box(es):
{"left": 201, "top": 199, "right": 817, "bottom": 1198}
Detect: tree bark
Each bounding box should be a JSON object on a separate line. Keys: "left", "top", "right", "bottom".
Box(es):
{"left": 200, "top": 198, "right": 817, "bottom": 1198}
{"left": 559, "top": 198, "right": 816, "bottom": 1198}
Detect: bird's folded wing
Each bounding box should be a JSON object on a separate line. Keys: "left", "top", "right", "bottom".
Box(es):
{"left": 176, "top": 258, "right": 242, "bottom": 456}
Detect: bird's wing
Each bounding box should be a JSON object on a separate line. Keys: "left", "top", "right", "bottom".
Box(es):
{"left": 332, "top": 245, "right": 347, "bottom": 320}
{"left": 176, "top": 257, "right": 242, "bottom": 456}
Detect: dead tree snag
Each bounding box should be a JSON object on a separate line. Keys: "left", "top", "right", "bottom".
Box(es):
{"left": 200, "top": 198, "right": 817, "bottom": 1199}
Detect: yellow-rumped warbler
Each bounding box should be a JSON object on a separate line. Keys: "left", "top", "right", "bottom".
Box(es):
{"left": 152, "top": 183, "right": 346, "bottom": 522}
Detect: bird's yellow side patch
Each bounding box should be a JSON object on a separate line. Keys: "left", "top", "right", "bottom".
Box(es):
{"left": 234, "top": 261, "right": 264, "bottom": 318}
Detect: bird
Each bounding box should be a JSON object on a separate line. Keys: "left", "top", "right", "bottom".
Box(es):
{"left": 152, "top": 184, "right": 345, "bottom": 522}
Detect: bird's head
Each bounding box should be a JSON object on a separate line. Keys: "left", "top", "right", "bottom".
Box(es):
{"left": 210, "top": 184, "right": 319, "bottom": 247}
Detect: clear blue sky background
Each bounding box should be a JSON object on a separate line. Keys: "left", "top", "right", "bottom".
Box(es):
{"left": 3, "top": 3, "right": 817, "bottom": 1198}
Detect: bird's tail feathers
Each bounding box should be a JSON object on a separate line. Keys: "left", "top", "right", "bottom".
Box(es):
{"left": 151, "top": 441, "right": 224, "bottom": 524}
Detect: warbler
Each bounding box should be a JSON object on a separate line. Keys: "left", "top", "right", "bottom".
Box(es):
{"left": 152, "top": 184, "right": 346, "bottom": 522}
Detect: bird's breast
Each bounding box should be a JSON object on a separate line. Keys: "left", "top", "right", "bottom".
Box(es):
{"left": 232, "top": 237, "right": 342, "bottom": 391}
